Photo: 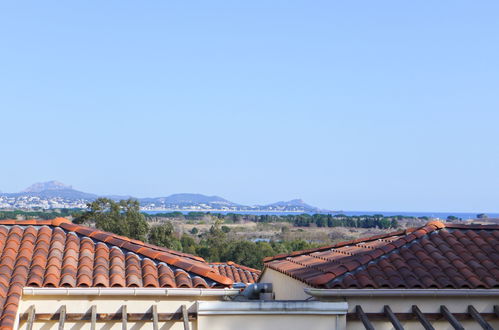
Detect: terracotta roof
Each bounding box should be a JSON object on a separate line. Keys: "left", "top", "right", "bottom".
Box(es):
{"left": 0, "top": 218, "right": 257, "bottom": 329}
{"left": 263, "top": 221, "right": 499, "bottom": 289}
{"left": 210, "top": 261, "right": 261, "bottom": 283}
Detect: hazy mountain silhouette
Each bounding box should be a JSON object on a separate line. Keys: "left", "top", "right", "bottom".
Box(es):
{"left": 1, "top": 181, "right": 325, "bottom": 211}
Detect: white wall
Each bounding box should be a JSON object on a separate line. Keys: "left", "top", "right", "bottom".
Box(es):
{"left": 198, "top": 301, "right": 348, "bottom": 330}
{"left": 259, "top": 268, "right": 311, "bottom": 300}
{"left": 17, "top": 295, "right": 219, "bottom": 329}
{"left": 345, "top": 296, "right": 499, "bottom": 330}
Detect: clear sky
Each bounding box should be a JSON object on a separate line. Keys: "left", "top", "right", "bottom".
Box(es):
{"left": 1, "top": 1, "right": 498, "bottom": 212}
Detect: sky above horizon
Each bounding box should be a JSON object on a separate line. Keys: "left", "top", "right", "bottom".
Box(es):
{"left": 1, "top": 1, "right": 498, "bottom": 212}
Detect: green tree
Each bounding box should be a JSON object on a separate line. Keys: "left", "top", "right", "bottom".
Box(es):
{"left": 197, "top": 219, "right": 228, "bottom": 261}
{"left": 282, "top": 239, "right": 312, "bottom": 252}
{"left": 148, "top": 222, "right": 181, "bottom": 250}
{"left": 379, "top": 218, "right": 391, "bottom": 229}
{"left": 75, "top": 198, "right": 149, "bottom": 241}
{"left": 222, "top": 241, "right": 276, "bottom": 269}
{"left": 223, "top": 241, "right": 259, "bottom": 269}
{"left": 180, "top": 234, "right": 197, "bottom": 255}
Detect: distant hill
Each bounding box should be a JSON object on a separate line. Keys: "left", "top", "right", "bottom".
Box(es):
{"left": 257, "top": 199, "right": 322, "bottom": 213}
{"left": 139, "top": 193, "right": 241, "bottom": 209}
{"left": 5, "top": 181, "right": 97, "bottom": 200}
{"left": 22, "top": 180, "right": 72, "bottom": 193}
{"left": 142, "top": 193, "right": 234, "bottom": 204}
{"left": 0, "top": 181, "right": 327, "bottom": 212}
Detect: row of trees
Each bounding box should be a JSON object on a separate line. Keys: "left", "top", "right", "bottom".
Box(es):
{"left": 74, "top": 198, "right": 318, "bottom": 269}
{"left": 152, "top": 212, "right": 400, "bottom": 229}
{"left": 0, "top": 209, "right": 75, "bottom": 220}
{"left": 290, "top": 214, "right": 399, "bottom": 229}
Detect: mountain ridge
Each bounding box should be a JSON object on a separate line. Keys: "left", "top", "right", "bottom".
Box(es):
{"left": 22, "top": 180, "right": 73, "bottom": 193}
{"left": 0, "top": 181, "right": 326, "bottom": 212}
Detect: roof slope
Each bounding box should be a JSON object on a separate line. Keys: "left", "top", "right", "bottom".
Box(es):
{"left": 263, "top": 221, "right": 499, "bottom": 289}
{"left": 0, "top": 218, "right": 259, "bottom": 329}
{"left": 210, "top": 261, "right": 260, "bottom": 283}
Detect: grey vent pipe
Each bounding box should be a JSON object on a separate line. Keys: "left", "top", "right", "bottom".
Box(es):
{"left": 233, "top": 283, "right": 274, "bottom": 301}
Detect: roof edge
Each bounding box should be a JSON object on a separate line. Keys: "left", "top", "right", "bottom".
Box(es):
{"left": 23, "top": 287, "right": 241, "bottom": 297}
{"left": 305, "top": 288, "right": 499, "bottom": 298}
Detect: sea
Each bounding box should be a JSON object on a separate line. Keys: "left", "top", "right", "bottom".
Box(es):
{"left": 144, "top": 210, "right": 499, "bottom": 220}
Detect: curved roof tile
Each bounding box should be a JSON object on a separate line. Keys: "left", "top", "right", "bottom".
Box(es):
{"left": 0, "top": 218, "right": 258, "bottom": 329}
{"left": 264, "top": 221, "right": 499, "bottom": 290}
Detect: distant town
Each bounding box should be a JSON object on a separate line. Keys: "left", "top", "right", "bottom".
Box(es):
{"left": 0, "top": 181, "right": 324, "bottom": 213}
{"left": 0, "top": 195, "right": 88, "bottom": 210}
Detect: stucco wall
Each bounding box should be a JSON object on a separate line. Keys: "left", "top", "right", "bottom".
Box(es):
{"left": 16, "top": 294, "right": 224, "bottom": 329}
{"left": 17, "top": 295, "right": 349, "bottom": 330}
{"left": 259, "top": 268, "right": 310, "bottom": 300}
{"left": 198, "top": 301, "right": 348, "bottom": 330}
{"left": 16, "top": 285, "right": 498, "bottom": 330}
{"left": 344, "top": 296, "right": 499, "bottom": 330}
{"left": 200, "top": 314, "right": 343, "bottom": 330}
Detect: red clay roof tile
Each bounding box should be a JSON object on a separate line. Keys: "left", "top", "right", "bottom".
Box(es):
{"left": 192, "top": 276, "right": 209, "bottom": 288}
{"left": 264, "top": 221, "right": 499, "bottom": 290}
{"left": 0, "top": 218, "right": 258, "bottom": 329}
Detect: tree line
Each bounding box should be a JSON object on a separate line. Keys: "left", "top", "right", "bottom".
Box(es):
{"left": 151, "top": 212, "right": 401, "bottom": 229}
{"left": 0, "top": 209, "right": 75, "bottom": 220}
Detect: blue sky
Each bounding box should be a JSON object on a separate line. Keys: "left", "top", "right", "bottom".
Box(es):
{"left": 1, "top": 1, "right": 498, "bottom": 212}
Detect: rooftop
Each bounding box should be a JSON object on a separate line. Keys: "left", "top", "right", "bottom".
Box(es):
{"left": 0, "top": 218, "right": 260, "bottom": 328}
{"left": 263, "top": 221, "right": 499, "bottom": 289}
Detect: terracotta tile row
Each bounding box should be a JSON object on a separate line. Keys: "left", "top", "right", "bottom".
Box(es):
{"left": 0, "top": 225, "right": 214, "bottom": 290}
{"left": 56, "top": 220, "right": 232, "bottom": 285}
{"left": 264, "top": 221, "right": 499, "bottom": 289}
{"left": 0, "top": 219, "right": 260, "bottom": 329}
{"left": 210, "top": 262, "right": 260, "bottom": 283}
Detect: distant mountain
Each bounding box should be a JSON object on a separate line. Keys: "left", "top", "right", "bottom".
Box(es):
{"left": 140, "top": 193, "right": 241, "bottom": 209}
{"left": 167, "top": 193, "right": 234, "bottom": 204}
{"left": 0, "top": 181, "right": 327, "bottom": 212}
{"left": 257, "top": 199, "right": 322, "bottom": 212}
{"left": 23, "top": 180, "right": 72, "bottom": 193}
{"left": 5, "top": 181, "right": 97, "bottom": 200}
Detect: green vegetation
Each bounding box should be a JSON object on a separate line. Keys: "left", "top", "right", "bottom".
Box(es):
{"left": 151, "top": 211, "right": 208, "bottom": 220}
{"left": 74, "top": 198, "right": 149, "bottom": 241}
{"left": 286, "top": 214, "right": 399, "bottom": 229}
{"left": 0, "top": 209, "right": 77, "bottom": 220}
{"left": 189, "top": 219, "right": 319, "bottom": 269}
{"left": 0, "top": 205, "right": 398, "bottom": 268}
{"left": 4, "top": 204, "right": 457, "bottom": 270}
{"left": 150, "top": 212, "right": 401, "bottom": 229}
{"left": 148, "top": 222, "right": 182, "bottom": 250}
{"left": 71, "top": 200, "right": 319, "bottom": 269}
